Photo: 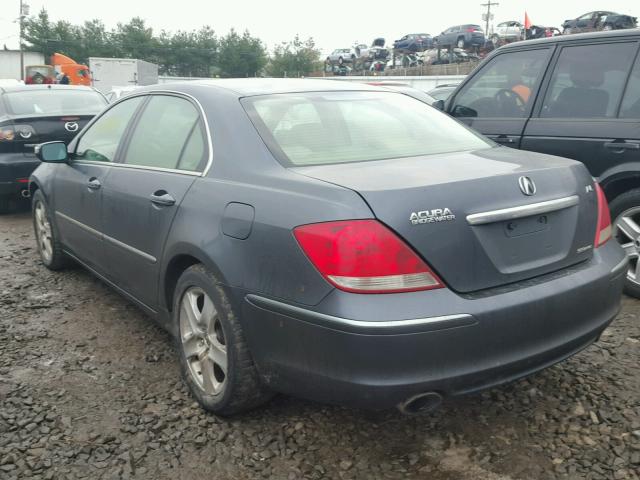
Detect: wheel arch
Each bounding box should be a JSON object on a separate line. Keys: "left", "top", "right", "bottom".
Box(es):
{"left": 598, "top": 165, "right": 640, "bottom": 203}
{"left": 161, "top": 245, "right": 231, "bottom": 315}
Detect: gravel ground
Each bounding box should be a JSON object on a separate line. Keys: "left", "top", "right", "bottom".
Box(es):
{"left": 1, "top": 209, "right": 639, "bottom": 480}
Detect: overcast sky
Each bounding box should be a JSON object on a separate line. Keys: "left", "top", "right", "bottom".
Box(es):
{"left": 1, "top": 0, "right": 637, "bottom": 56}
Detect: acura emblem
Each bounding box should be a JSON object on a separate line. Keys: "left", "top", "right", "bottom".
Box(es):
{"left": 518, "top": 176, "right": 536, "bottom": 196}
{"left": 64, "top": 122, "right": 79, "bottom": 132}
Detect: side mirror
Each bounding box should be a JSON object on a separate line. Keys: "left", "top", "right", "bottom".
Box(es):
{"left": 36, "top": 141, "right": 68, "bottom": 163}
{"left": 433, "top": 99, "right": 445, "bottom": 111}
{"left": 451, "top": 105, "right": 478, "bottom": 118}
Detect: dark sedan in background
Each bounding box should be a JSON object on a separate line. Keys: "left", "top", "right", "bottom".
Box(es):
{"left": 30, "top": 79, "right": 625, "bottom": 415}
{"left": 435, "top": 25, "right": 486, "bottom": 49}
{"left": 0, "top": 85, "right": 106, "bottom": 212}
{"left": 393, "top": 33, "right": 434, "bottom": 53}
{"left": 562, "top": 11, "right": 637, "bottom": 34}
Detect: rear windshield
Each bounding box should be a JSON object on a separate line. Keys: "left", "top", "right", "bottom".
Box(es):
{"left": 4, "top": 90, "right": 106, "bottom": 116}
{"left": 243, "top": 91, "right": 491, "bottom": 166}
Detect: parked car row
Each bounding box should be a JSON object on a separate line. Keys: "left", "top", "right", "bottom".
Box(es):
{"left": 326, "top": 8, "right": 638, "bottom": 74}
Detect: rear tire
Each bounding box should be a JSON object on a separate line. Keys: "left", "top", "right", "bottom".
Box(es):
{"left": 31, "top": 189, "right": 68, "bottom": 270}
{"left": 609, "top": 188, "right": 640, "bottom": 298}
{"left": 174, "top": 264, "right": 272, "bottom": 415}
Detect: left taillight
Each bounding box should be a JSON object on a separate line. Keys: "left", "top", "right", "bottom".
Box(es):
{"left": 0, "top": 124, "right": 36, "bottom": 142}
{"left": 595, "top": 182, "right": 612, "bottom": 248}
{"left": 293, "top": 219, "right": 443, "bottom": 294}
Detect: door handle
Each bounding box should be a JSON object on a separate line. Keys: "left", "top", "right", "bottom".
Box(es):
{"left": 87, "top": 178, "right": 101, "bottom": 190}
{"left": 604, "top": 142, "right": 640, "bottom": 151}
{"left": 494, "top": 135, "right": 516, "bottom": 144}
{"left": 150, "top": 191, "right": 176, "bottom": 207}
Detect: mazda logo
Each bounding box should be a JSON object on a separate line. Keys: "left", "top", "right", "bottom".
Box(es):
{"left": 64, "top": 122, "right": 79, "bottom": 132}
{"left": 518, "top": 176, "right": 536, "bottom": 196}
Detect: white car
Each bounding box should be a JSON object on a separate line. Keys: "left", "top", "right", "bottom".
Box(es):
{"left": 325, "top": 48, "right": 357, "bottom": 66}
{"left": 104, "top": 86, "right": 140, "bottom": 103}
{"left": 492, "top": 21, "right": 524, "bottom": 43}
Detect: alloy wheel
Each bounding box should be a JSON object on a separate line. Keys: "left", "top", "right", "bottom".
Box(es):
{"left": 614, "top": 206, "right": 640, "bottom": 287}
{"left": 179, "top": 287, "right": 227, "bottom": 395}
{"left": 34, "top": 201, "right": 53, "bottom": 263}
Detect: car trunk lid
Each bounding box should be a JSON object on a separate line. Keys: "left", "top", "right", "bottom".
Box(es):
{"left": 11, "top": 114, "right": 94, "bottom": 154}
{"left": 292, "top": 148, "right": 598, "bottom": 293}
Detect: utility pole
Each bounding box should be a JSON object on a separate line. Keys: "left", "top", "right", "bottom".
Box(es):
{"left": 481, "top": 1, "right": 499, "bottom": 35}
{"left": 18, "top": 0, "right": 29, "bottom": 80}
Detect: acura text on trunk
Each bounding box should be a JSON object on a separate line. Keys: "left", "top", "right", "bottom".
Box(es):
{"left": 29, "top": 80, "right": 627, "bottom": 415}
{"left": 0, "top": 85, "right": 106, "bottom": 212}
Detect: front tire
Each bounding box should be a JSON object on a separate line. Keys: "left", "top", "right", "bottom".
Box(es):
{"left": 610, "top": 189, "right": 640, "bottom": 298}
{"left": 174, "top": 264, "right": 272, "bottom": 415}
{"left": 32, "top": 189, "right": 68, "bottom": 270}
{"left": 457, "top": 38, "right": 465, "bottom": 49}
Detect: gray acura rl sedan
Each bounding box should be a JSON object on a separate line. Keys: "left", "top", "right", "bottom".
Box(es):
{"left": 29, "top": 79, "right": 627, "bottom": 415}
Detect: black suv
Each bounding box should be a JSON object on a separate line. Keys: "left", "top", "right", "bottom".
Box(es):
{"left": 445, "top": 29, "right": 640, "bottom": 297}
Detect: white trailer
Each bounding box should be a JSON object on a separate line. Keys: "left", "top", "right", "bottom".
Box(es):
{"left": 88, "top": 57, "right": 158, "bottom": 93}
{"left": 0, "top": 51, "right": 46, "bottom": 80}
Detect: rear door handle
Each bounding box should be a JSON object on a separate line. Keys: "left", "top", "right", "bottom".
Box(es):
{"left": 150, "top": 191, "right": 176, "bottom": 207}
{"left": 87, "top": 178, "right": 101, "bottom": 190}
{"left": 604, "top": 142, "right": 640, "bottom": 151}
{"left": 493, "top": 135, "right": 517, "bottom": 144}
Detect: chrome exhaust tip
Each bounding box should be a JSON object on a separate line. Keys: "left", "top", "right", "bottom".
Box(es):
{"left": 397, "top": 392, "right": 442, "bottom": 415}
{"left": 20, "top": 189, "right": 31, "bottom": 199}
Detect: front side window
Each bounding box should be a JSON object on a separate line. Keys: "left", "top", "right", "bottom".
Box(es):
{"left": 122, "top": 95, "right": 204, "bottom": 171}
{"left": 75, "top": 96, "right": 143, "bottom": 163}
{"left": 541, "top": 42, "right": 637, "bottom": 118}
{"left": 451, "top": 48, "right": 549, "bottom": 118}
{"left": 245, "top": 91, "right": 491, "bottom": 167}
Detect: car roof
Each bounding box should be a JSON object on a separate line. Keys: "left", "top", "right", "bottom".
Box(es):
{"left": 499, "top": 28, "right": 640, "bottom": 50}
{"left": 146, "top": 78, "right": 384, "bottom": 97}
{"left": 0, "top": 84, "right": 98, "bottom": 94}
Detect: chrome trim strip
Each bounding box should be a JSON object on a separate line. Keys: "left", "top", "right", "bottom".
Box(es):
{"left": 466, "top": 195, "right": 580, "bottom": 226}
{"left": 55, "top": 211, "right": 156, "bottom": 263}
{"left": 72, "top": 160, "right": 201, "bottom": 177}
{"left": 246, "top": 294, "right": 476, "bottom": 334}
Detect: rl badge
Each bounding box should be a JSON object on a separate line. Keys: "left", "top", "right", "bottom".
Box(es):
{"left": 410, "top": 208, "right": 456, "bottom": 225}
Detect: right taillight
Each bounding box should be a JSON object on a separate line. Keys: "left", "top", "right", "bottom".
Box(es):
{"left": 293, "top": 219, "right": 443, "bottom": 294}
{"left": 595, "top": 182, "right": 612, "bottom": 248}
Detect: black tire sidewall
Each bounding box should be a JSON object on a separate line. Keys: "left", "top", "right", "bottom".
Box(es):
{"left": 609, "top": 188, "right": 640, "bottom": 298}
{"left": 173, "top": 265, "right": 238, "bottom": 412}
{"left": 31, "top": 189, "right": 66, "bottom": 270}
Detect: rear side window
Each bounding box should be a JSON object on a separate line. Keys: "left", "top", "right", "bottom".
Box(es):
{"left": 620, "top": 54, "right": 640, "bottom": 119}
{"left": 122, "top": 95, "right": 205, "bottom": 171}
{"left": 451, "top": 49, "right": 549, "bottom": 118}
{"left": 540, "top": 42, "right": 637, "bottom": 118}
{"left": 76, "top": 96, "right": 143, "bottom": 163}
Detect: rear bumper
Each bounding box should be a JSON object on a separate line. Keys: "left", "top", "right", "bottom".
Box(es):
{"left": 0, "top": 153, "right": 40, "bottom": 197}
{"left": 239, "top": 241, "right": 626, "bottom": 410}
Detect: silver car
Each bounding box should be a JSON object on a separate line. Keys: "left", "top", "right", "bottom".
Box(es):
{"left": 325, "top": 48, "right": 357, "bottom": 66}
